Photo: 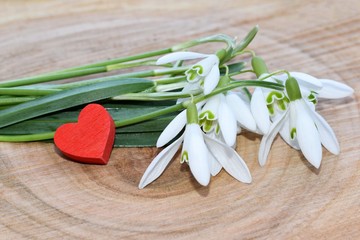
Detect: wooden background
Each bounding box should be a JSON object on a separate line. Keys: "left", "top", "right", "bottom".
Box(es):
{"left": 0, "top": 0, "right": 359, "bottom": 239}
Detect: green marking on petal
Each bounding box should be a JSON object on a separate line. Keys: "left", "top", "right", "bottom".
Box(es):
{"left": 199, "top": 110, "right": 216, "bottom": 120}
{"left": 185, "top": 66, "right": 202, "bottom": 82}
{"left": 181, "top": 151, "right": 189, "bottom": 163}
{"left": 200, "top": 118, "right": 215, "bottom": 132}
{"left": 215, "top": 123, "right": 221, "bottom": 135}
{"left": 193, "top": 65, "right": 203, "bottom": 74}
{"left": 266, "top": 91, "right": 288, "bottom": 114}
{"left": 277, "top": 99, "right": 288, "bottom": 111}
{"left": 290, "top": 128, "right": 297, "bottom": 139}
{"left": 204, "top": 120, "right": 214, "bottom": 132}
{"left": 308, "top": 91, "right": 318, "bottom": 105}
{"left": 267, "top": 104, "right": 275, "bottom": 115}
{"left": 266, "top": 91, "right": 284, "bottom": 104}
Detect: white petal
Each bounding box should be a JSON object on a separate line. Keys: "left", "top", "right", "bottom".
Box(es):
{"left": 294, "top": 100, "right": 322, "bottom": 168}
{"left": 277, "top": 73, "right": 320, "bottom": 100}
{"left": 226, "top": 93, "right": 257, "bottom": 132}
{"left": 258, "top": 110, "right": 289, "bottom": 166}
{"left": 259, "top": 73, "right": 277, "bottom": 84}
{"left": 138, "top": 135, "right": 184, "bottom": 189}
{"left": 307, "top": 108, "right": 340, "bottom": 155}
{"left": 209, "top": 152, "right": 222, "bottom": 176}
{"left": 250, "top": 88, "right": 270, "bottom": 134}
{"left": 176, "top": 82, "right": 201, "bottom": 104}
{"left": 273, "top": 73, "right": 287, "bottom": 83}
{"left": 203, "top": 65, "right": 220, "bottom": 95}
{"left": 290, "top": 72, "right": 323, "bottom": 91}
{"left": 204, "top": 135, "right": 252, "bottom": 183}
{"left": 182, "top": 81, "right": 201, "bottom": 92}
{"left": 196, "top": 55, "right": 219, "bottom": 76}
{"left": 231, "top": 89, "right": 251, "bottom": 103}
{"left": 156, "top": 110, "right": 186, "bottom": 147}
{"left": 183, "top": 124, "right": 210, "bottom": 186}
{"left": 219, "top": 96, "right": 237, "bottom": 147}
{"left": 278, "top": 117, "right": 300, "bottom": 150}
{"left": 200, "top": 94, "right": 221, "bottom": 120}
{"left": 318, "top": 79, "right": 354, "bottom": 99}
{"left": 156, "top": 52, "right": 208, "bottom": 65}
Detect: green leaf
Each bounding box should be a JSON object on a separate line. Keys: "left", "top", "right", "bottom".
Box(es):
{"left": 234, "top": 25, "right": 259, "bottom": 53}
{"left": 0, "top": 101, "right": 178, "bottom": 147}
{"left": 0, "top": 101, "right": 176, "bottom": 135}
{"left": 0, "top": 78, "right": 154, "bottom": 128}
{"left": 227, "top": 62, "right": 246, "bottom": 74}
{"left": 114, "top": 132, "right": 162, "bottom": 147}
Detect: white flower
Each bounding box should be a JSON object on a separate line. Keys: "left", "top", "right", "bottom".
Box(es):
{"left": 258, "top": 78, "right": 341, "bottom": 168}
{"left": 138, "top": 104, "right": 252, "bottom": 189}
{"left": 200, "top": 92, "right": 257, "bottom": 147}
{"left": 275, "top": 72, "right": 354, "bottom": 100}
{"left": 157, "top": 51, "right": 220, "bottom": 95}
{"left": 250, "top": 74, "right": 288, "bottom": 134}
{"left": 251, "top": 72, "right": 353, "bottom": 135}
{"left": 182, "top": 123, "right": 211, "bottom": 186}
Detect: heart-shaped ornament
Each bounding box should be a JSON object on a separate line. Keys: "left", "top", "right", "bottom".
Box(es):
{"left": 54, "top": 104, "right": 115, "bottom": 164}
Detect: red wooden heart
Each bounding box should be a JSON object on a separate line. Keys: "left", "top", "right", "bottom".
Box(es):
{"left": 54, "top": 104, "right": 115, "bottom": 165}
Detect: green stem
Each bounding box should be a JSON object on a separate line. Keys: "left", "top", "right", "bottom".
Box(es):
{"left": 171, "top": 34, "right": 235, "bottom": 51}
{"left": 0, "top": 97, "right": 38, "bottom": 106}
{"left": 57, "top": 67, "right": 188, "bottom": 89}
{"left": 229, "top": 69, "right": 255, "bottom": 77}
{"left": 0, "top": 88, "right": 61, "bottom": 96}
{"left": 0, "top": 67, "right": 107, "bottom": 88}
{"left": 1, "top": 34, "right": 236, "bottom": 88}
{"left": 154, "top": 76, "right": 186, "bottom": 84}
{"left": 115, "top": 103, "right": 184, "bottom": 127}
{"left": 111, "top": 89, "right": 202, "bottom": 101}
{"left": 155, "top": 82, "right": 187, "bottom": 92}
{"left": 106, "top": 59, "right": 172, "bottom": 71}
{"left": 234, "top": 49, "right": 256, "bottom": 57}
{"left": 258, "top": 70, "right": 290, "bottom": 81}
{"left": 67, "top": 49, "right": 173, "bottom": 72}
{"left": 190, "top": 80, "right": 284, "bottom": 105}
{"left": 0, "top": 132, "right": 55, "bottom": 142}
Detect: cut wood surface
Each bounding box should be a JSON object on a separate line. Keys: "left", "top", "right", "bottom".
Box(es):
{"left": 0, "top": 0, "right": 359, "bottom": 239}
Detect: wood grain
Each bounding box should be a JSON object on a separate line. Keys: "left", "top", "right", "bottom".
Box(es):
{"left": 0, "top": 0, "right": 359, "bottom": 239}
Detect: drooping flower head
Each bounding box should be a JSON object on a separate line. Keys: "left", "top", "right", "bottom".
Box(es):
{"left": 259, "top": 77, "right": 345, "bottom": 168}
{"left": 250, "top": 57, "right": 289, "bottom": 134}
{"left": 157, "top": 51, "right": 221, "bottom": 95}
{"left": 139, "top": 102, "right": 252, "bottom": 189}
{"left": 199, "top": 90, "right": 257, "bottom": 147}
{"left": 249, "top": 56, "right": 354, "bottom": 136}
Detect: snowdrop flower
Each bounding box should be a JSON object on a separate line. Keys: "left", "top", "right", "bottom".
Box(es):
{"left": 259, "top": 77, "right": 341, "bottom": 168}
{"left": 250, "top": 56, "right": 353, "bottom": 135}
{"left": 250, "top": 73, "right": 288, "bottom": 134}
{"left": 139, "top": 102, "right": 252, "bottom": 189}
{"left": 249, "top": 56, "right": 289, "bottom": 135}
{"left": 157, "top": 51, "right": 221, "bottom": 95}
{"left": 199, "top": 92, "right": 257, "bottom": 147}
{"left": 275, "top": 72, "right": 354, "bottom": 101}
